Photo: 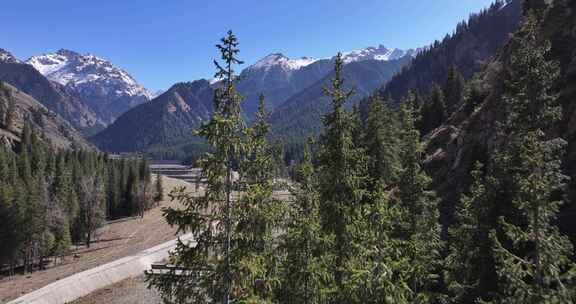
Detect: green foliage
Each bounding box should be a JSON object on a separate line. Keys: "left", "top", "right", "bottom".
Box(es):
{"left": 154, "top": 172, "right": 164, "bottom": 203}
{"left": 362, "top": 94, "right": 401, "bottom": 187}
{"left": 445, "top": 162, "right": 498, "bottom": 303}
{"left": 342, "top": 184, "right": 413, "bottom": 303}
{"left": 420, "top": 83, "right": 446, "bottom": 135}
{"left": 397, "top": 102, "right": 443, "bottom": 303}
{"left": 232, "top": 94, "right": 287, "bottom": 303}
{"left": 147, "top": 30, "right": 249, "bottom": 304}
{"left": 491, "top": 134, "right": 576, "bottom": 303}
{"left": 444, "top": 11, "right": 576, "bottom": 304}
{"left": 143, "top": 4, "right": 576, "bottom": 301}
{"left": 0, "top": 134, "right": 151, "bottom": 273}
{"left": 316, "top": 53, "right": 370, "bottom": 301}
{"left": 443, "top": 65, "right": 465, "bottom": 116}
{"left": 278, "top": 142, "right": 336, "bottom": 303}
{"left": 488, "top": 13, "right": 576, "bottom": 303}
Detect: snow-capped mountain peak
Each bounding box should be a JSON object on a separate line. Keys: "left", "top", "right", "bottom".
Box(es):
{"left": 26, "top": 49, "right": 152, "bottom": 123}
{"left": 249, "top": 53, "right": 317, "bottom": 72}
{"left": 27, "top": 49, "right": 152, "bottom": 99}
{"left": 0, "top": 48, "right": 21, "bottom": 64}
{"left": 340, "top": 45, "right": 415, "bottom": 64}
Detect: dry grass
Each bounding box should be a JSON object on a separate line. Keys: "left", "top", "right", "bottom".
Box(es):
{"left": 71, "top": 276, "right": 162, "bottom": 304}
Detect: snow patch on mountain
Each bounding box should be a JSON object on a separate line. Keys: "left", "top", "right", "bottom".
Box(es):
{"left": 27, "top": 49, "right": 152, "bottom": 99}
{"left": 0, "top": 49, "right": 21, "bottom": 64}
{"left": 249, "top": 53, "right": 317, "bottom": 72}
{"left": 151, "top": 89, "right": 165, "bottom": 99}
{"left": 340, "top": 45, "right": 415, "bottom": 63}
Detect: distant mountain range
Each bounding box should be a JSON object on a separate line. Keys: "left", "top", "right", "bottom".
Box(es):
{"left": 91, "top": 45, "right": 417, "bottom": 154}
{"left": 229, "top": 45, "right": 419, "bottom": 117}
{"left": 269, "top": 57, "right": 412, "bottom": 141}
{"left": 89, "top": 0, "right": 522, "bottom": 157}
{"left": 340, "top": 45, "right": 417, "bottom": 63}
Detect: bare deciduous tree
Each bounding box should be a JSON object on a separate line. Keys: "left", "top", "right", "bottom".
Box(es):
{"left": 78, "top": 175, "right": 105, "bottom": 248}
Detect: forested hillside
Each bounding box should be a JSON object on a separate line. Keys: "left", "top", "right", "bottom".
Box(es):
{"left": 421, "top": 0, "right": 576, "bottom": 244}
{"left": 0, "top": 126, "right": 153, "bottom": 276}
{"left": 379, "top": 0, "right": 522, "bottom": 102}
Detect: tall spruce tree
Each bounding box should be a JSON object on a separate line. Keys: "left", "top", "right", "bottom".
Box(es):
{"left": 397, "top": 102, "right": 443, "bottom": 303}
{"left": 279, "top": 140, "right": 335, "bottom": 303}
{"left": 421, "top": 84, "right": 446, "bottom": 135}
{"left": 343, "top": 182, "right": 413, "bottom": 303}
{"left": 443, "top": 65, "right": 465, "bottom": 116}
{"left": 4, "top": 87, "right": 17, "bottom": 132}
{"left": 316, "top": 52, "right": 369, "bottom": 302}
{"left": 363, "top": 94, "right": 401, "bottom": 188}
{"left": 489, "top": 12, "right": 576, "bottom": 303}
{"left": 232, "top": 94, "right": 285, "bottom": 303}
{"left": 445, "top": 162, "right": 499, "bottom": 303}
{"left": 147, "top": 30, "right": 247, "bottom": 304}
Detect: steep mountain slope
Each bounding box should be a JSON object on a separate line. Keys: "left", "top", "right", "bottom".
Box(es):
{"left": 0, "top": 81, "right": 94, "bottom": 150}
{"left": 91, "top": 80, "right": 213, "bottom": 153}
{"left": 380, "top": 0, "right": 522, "bottom": 102}
{"left": 421, "top": 0, "right": 576, "bottom": 237}
{"left": 0, "top": 50, "right": 105, "bottom": 134}
{"left": 27, "top": 49, "right": 152, "bottom": 123}
{"left": 269, "top": 56, "right": 412, "bottom": 141}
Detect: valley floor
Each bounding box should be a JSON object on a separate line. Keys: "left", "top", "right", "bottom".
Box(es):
{"left": 0, "top": 176, "right": 200, "bottom": 303}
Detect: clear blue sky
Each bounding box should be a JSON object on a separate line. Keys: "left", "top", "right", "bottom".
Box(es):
{"left": 1, "top": 1, "right": 494, "bottom": 92}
